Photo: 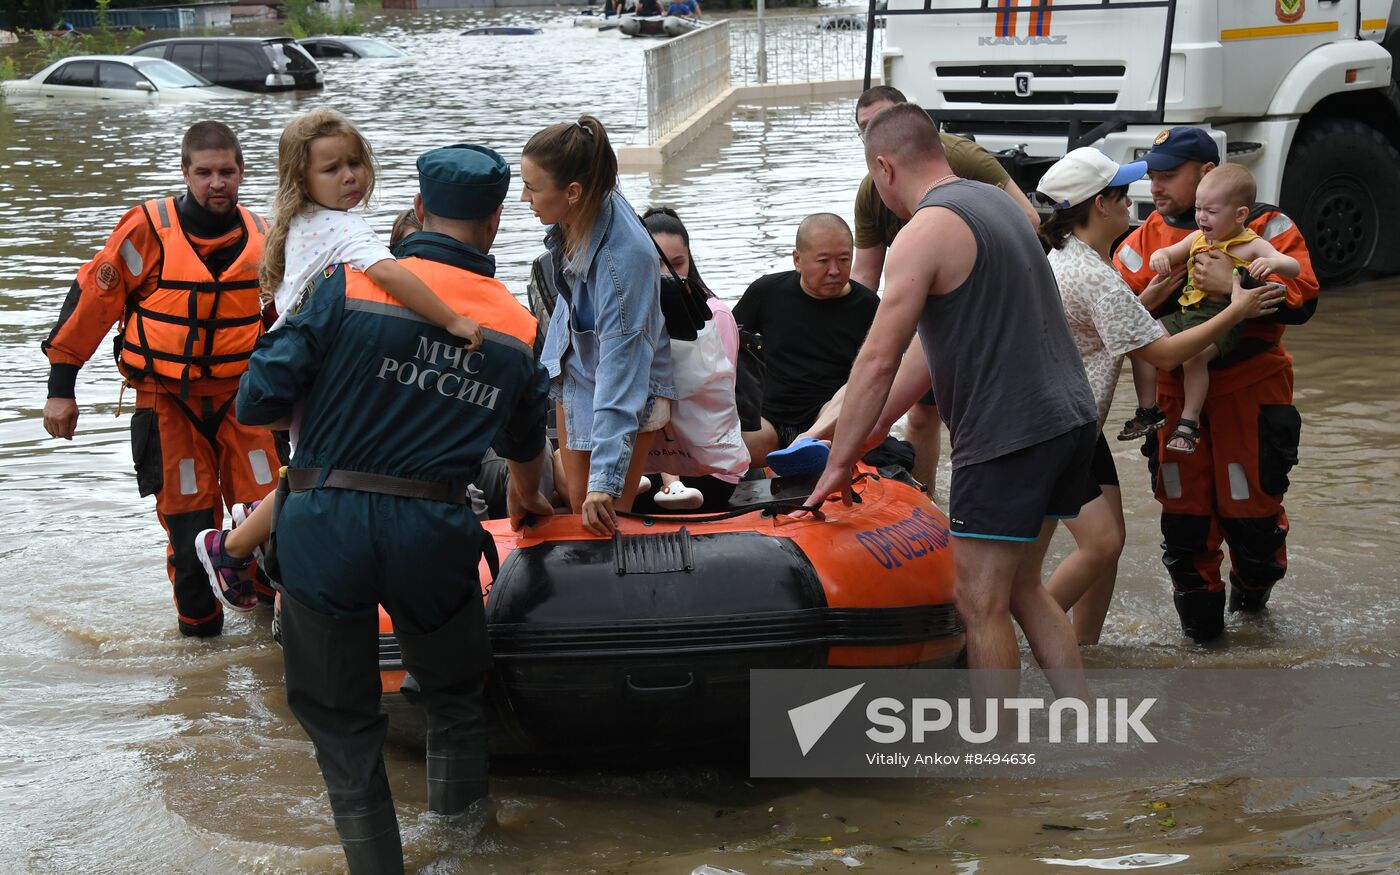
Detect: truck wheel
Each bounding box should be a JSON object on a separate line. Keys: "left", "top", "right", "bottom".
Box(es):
{"left": 1280, "top": 118, "right": 1400, "bottom": 287}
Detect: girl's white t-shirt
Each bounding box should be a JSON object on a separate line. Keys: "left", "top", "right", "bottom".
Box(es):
{"left": 272, "top": 206, "right": 393, "bottom": 329}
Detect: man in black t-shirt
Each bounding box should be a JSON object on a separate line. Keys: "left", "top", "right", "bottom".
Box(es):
{"left": 733, "top": 214, "right": 879, "bottom": 468}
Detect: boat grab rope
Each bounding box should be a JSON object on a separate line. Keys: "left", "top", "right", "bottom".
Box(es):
{"left": 617, "top": 499, "right": 828, "bottom": 525}
{"left": 614, "top": 469, "right": 882, "bottom": 525}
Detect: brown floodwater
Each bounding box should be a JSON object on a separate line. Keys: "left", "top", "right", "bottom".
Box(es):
{"left": 2, "top": 9, "right": 1399, "bottom": 874}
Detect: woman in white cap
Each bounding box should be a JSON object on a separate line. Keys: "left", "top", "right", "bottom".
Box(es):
{"left": 1035, "top": 147, "right": 1282, "bottom": 645}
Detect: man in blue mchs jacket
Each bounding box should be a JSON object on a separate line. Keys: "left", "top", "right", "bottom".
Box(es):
{"left": 237, "top": 144, "right": 553, "bottom": 875}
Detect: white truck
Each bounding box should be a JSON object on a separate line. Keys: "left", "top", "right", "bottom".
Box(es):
{"left": 866, "top": 0, "right": 1400, "bottom": 286}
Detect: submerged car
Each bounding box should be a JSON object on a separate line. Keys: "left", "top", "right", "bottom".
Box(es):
{"left": 297, "top": 36, "right": 406, "bottom": 60}
{"left": 126, "top": 36, "right": 323, "bottom": 92}
{"left": 0, "top": 55, "right": 245, "bottom": 103}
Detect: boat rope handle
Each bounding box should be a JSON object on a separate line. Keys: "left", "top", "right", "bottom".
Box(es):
{"left": 617, "top": 497, "right": 825, "bottom": 525}
{"left": 511, "top": 471, "right": 880, "bottom": 529}
{"left": 612, "top": 468, "right": 883, "bottom": 525}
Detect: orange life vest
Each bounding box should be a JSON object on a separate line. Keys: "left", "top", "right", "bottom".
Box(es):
{"left": 344, "top": 255, "right": 538, "bottom": 351}
{"left": 119, "top": 196, "right": 267, "bottom": 389}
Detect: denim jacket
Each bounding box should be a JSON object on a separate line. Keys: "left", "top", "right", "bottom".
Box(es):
{"left": 540, "top": 189, "right": 676, "bottom": 497}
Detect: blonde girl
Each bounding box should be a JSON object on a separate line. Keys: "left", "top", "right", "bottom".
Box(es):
{"left": 195, "top": 108, "right": 481, "bottom": 611}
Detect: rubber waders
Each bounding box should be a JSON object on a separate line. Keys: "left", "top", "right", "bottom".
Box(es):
{"left": 395, "top": 600, "right": 493, "bottom": 816}
{"left": 279, "top": 589, "right": 404, "bottom": 874}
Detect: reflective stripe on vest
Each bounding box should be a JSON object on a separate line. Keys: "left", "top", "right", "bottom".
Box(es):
{"left": 343, "top": 256, "right": 539, "bottom": 352}
{"left": 120, "top": 197, "right": 267, "bottom": 387}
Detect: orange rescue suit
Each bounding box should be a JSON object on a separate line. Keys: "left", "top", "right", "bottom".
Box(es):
{"left": 118, "top": 196, "right": 267, "bottom": 389}
{"left": 1114, "top": 206, "right": 1319, "bottom": 640}
{"left": 43, "top": 194, "right": 281, "bottom": 637}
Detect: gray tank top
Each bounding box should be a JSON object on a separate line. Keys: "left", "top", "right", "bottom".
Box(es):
{"left": 914, "top": 179, "right": 1096, "bottom": 468}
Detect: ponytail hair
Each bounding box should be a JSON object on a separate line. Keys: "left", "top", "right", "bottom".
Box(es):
{"left": 389, "top": 207, "right": 421, "bottom": 248}
{"left": 641, "top": 205, "right": 711, "bottom": 296}
{"left": 522, "top": 114, "right": 617, "bottom": 259}
{"left": 259, "top": 108, "right": 377, "bottom": 305}
{"left": 1036, "top": 184, "right": 1127, "bottom": 251}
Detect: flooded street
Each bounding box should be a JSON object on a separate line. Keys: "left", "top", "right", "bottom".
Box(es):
{"left": 3, "top": 8, "right": 1400, "bottom": 873}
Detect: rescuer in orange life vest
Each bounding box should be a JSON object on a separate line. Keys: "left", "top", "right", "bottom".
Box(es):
{"left": 41, "top": 121, "right": 283, "bottom": 638}
{"left": 1114, "top": 127, "right": 1319, "bottom": 642}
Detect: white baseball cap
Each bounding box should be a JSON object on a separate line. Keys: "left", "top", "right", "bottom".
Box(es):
{"left": 1036, "top": 147, "right": 1147, "bottom": 210}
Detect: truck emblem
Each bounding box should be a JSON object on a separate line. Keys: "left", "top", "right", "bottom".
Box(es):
{"left": 1014, "top": 72, "right": 1034, "bottom": 97}
{"left": 1276, "top": 0, "right": 1304, "bottom": 23}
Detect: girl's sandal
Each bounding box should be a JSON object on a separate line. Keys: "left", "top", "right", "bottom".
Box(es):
{"left": 1166, "top": 418, "right": 1201, "bottom": 454}
{"left": 1117, "top": 404, "right": 1166, "bottom": 441}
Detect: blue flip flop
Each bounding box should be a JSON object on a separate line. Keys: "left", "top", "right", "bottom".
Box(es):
{"left": 766, "top": 437, "right": 830, "bottom": 476}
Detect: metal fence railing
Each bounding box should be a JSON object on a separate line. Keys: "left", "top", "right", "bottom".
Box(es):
{"left": 729, "top": 15, "right": 884, "bottom": 87}
{"left": 644, "top": 21, "right": 732, "bottom": 146}
{"left": 640, "top": 15, "right": 883, "bottom": 145}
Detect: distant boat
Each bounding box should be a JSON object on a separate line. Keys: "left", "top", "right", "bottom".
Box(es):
{"left": 462, "top": 25, "right": 542, "bottom": 35}
{"left": 817, "top": 12, "right": 879, "bottom": 29}
{"left": 817, "top": 13, "right": 865, "bottom": 30}
{"left": 618, "top": 14, "right": 704, "bottom": 38}
{"left": 573, "top": 13, "right": 621, "bottom": 30}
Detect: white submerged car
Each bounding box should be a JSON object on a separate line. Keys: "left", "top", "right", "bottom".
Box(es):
{"left": 1, "top": 55, "right": 247, "bottom": 103}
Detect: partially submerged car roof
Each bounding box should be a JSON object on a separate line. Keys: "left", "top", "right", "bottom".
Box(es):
{"left": 128, "top": 36, "right": 303, "bottom": 48}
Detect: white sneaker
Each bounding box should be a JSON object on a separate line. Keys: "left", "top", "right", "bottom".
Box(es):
{"left": 655, "top": 481, "right": 704, "bottom": 510}
{"left": 636, "top": 475, "right": 653, "bottom": 494}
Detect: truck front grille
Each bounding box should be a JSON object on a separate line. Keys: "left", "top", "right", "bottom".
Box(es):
{"left": 935, "top": 63, "right": 1125, "bottom": 78}
{"left": 943, "top": 90, "right": 1117, "bottom": 106}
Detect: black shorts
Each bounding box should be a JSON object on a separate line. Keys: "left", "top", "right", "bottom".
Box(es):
{"left": 631, "top": 474, "right": 740, "bottom": 514}
{"left": 947, "top": 422, "right": 1100, "bottom": 542}
{"left": 1091, "top": 432, "right": 1119, "bottom": 488}
{"left": 918, "top": 388, "right": 937, "bottom": 407}
{"left": 769, "top": 420, "right": 809, "bottom": 449}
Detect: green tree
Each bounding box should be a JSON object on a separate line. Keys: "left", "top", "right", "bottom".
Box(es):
{"left": 285, "top": 0, "right": 361, "bottom": 38}
{"left": 2, "top": 0, "right": 71, "bottom": 30}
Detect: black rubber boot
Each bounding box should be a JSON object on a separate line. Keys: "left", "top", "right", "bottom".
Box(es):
{"left": 279, "top": 590, "right": 401, "bottom": 872}
{"left": 178, "top": 613, "right": 224, "bottom": 638}
{"left": 1228, "top": 580, "right": 1273, "bottom": 613}
{"left": 425, "top": 740, "right": 489, "bottom": 817}
{"left": 394, "top": 601, "right": 493, "bottom": 817}
{"left": 335, "top": 795, "right": 404, "bottom": 875}
{"left": 164, "top": 508, "right": 223, "bottom": 637}
{"left": 1173, "top": 588, "right": 1227, "bottom": 642}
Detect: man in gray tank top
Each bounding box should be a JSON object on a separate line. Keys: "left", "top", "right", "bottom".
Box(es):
{"left": 805, "top": 104, "right": 1097, "bottom": 694}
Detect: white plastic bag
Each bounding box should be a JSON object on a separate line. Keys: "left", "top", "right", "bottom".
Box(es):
{"left": 646, "top": 320, "right": 750, "bottom": 478}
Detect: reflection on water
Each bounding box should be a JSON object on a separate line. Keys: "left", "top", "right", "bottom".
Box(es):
{"left": 2, "top": 9, "right": 1400, "bottom": 874}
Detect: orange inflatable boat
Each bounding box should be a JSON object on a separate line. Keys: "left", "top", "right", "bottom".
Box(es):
{"left": 377, "top": 466, "right": 963, "bottom": 754}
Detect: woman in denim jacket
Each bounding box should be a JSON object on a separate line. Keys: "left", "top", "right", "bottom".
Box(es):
{"left": 521, "top": 115, "right": 676, "bottom": 535}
